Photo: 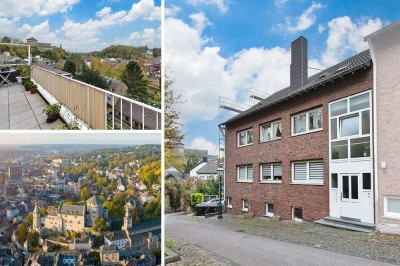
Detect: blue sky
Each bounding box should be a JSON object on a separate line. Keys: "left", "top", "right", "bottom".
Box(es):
{"left": 0, "top": 0, "right": 161, "bottom": 52}
{"left": 165, "top": 0, "right": 400, "bottom": 155}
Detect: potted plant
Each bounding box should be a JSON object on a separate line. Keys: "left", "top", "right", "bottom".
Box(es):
{"left": 24, "top": 79, "right": 33, "bottom": 91}
{"left": 19, "top": 65, "right": 31, "bottom": 85}
{"left": 43, "top": 103, "right": 61, "bottom": 123}
{"left": 30, "top": 83, "right": 38, "bottom": 94}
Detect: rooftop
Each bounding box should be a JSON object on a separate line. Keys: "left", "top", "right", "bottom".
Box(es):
{"left": 0, "top": 83, "right": 63, "bottom": 129}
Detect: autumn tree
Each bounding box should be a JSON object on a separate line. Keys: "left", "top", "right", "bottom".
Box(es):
{"left": 16, "top": 223, "right": 29, "bottom": 243}
{"left": 121, "top": 60, "right": 149, "bottom": 103}
{"left": 76, "top": 66, "right": 108, "bottom": 90}
{"left": 79, "top": 187, "right": 91, "bottom": 201}
{"left": 92, "top": 217, "right": 107, "bottom": 232}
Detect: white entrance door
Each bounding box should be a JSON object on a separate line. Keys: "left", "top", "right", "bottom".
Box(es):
{"left": 340, "top": 174, "right": 361, "bottom": 220}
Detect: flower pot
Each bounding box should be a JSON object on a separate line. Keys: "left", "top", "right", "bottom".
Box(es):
{"left": 30, "top": 88, "right": 37, "bottom": 94}
{"left": 46, "top": 113, "right": 59, "bottom": 123}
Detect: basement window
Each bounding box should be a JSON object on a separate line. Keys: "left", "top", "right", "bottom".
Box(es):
{"left": 265, "top": 203, "right": 274, "bottom": 217}
{"left": 242, "top": 199, "right": 249, "bottom": 212}
{"left": 292, "top": 207, "right": 303, "bottom": 222}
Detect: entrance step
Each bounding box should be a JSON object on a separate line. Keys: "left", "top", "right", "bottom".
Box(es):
{"left": 315, "top": 216, "right": 375, "bottom": 233}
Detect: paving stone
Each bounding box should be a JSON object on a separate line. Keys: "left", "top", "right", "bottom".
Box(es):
{"left": 10, "top": 110, "right": 35, "bottom": 126}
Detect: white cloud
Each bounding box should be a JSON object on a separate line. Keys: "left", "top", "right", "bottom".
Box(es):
{"left": 275, "top": 0, "right": 288, "bottom": 7}
{"left": 188, "top": 137, "right": 219, "bottom": 155}
{"left": 125, "top": 0, "right": 161, "bottom": 21}
{"left": 96, "top": 7, "right": 112, "bottom": 17}
{"left": 318, "top": 23, "right": 326, "bottom": 33}
{"left": 285, "top": 2, "right": 323, "bottom": 33}
{"left": 0, "top": 0, "right": 80, "bottom": 17}
{"left": 122, "top": 27, "right": 161, "bottom": 48}
{"left": 165, "top": 5, "right": 181, "bottom": 18}
{"left": 187, "top": 0, "right": 228, "bottom": 14}
{"left": 320, "top": 16, "right": 383, "bottom": 66}
{"left": 189, "top": 12, "right": 212, "bottom": 33}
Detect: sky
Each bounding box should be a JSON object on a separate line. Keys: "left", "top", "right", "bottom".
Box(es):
{"left": 0, "top": 0, "right": 161, "bottom": 52}
{"left": 165, "top": 0, "right": 400, "bottom": 155}
{"left": 0, "top": 132, "right": 161, "bottom": 145}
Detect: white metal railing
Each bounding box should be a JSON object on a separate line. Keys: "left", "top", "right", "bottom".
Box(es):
{"left": 31, "top": 65, "right": 161, "bottom": 130}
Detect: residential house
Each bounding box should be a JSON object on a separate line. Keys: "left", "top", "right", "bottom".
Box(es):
{"left": 193, "top": 161, "right": 219, "bottom": 180}
{"left": 223, "top": 36, "right": 374, "bottom": 224}
{"left": 365, "top": 20, "right": 400, "bottom": 234}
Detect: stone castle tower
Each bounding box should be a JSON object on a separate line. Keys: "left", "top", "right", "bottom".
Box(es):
{"left": 122, "top": 205, "right": 132, "bottom": 230}
{"left": 33, "top": 202, "right": 41, "bottom": 232}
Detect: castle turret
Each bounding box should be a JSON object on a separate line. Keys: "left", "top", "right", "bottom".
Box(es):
{"left": 33, "top": 202, "right": 41, "bottom": 232}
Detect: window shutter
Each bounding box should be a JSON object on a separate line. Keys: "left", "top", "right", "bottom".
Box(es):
{"left": 238, "top": 167, "right": 246, "bottom": 180}
{"left": 294, "top": 163, "right": 307, "bottom": 180}
{"left": 273, "top": 164, "right": 282, "bottom": 177}
{"left": 262, "top": 165, "right": 271, "bottom": 180}
{"left": 309, "top": 161, "right": 323, "bottom": 180}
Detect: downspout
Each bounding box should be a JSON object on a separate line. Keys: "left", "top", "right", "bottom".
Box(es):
{"left": 367, "top": 38, "right": 379, "bottom": 230}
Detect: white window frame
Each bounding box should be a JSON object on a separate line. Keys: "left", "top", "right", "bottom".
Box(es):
{"left": 242, "top": 199, "right": 249, "bottom": 212}
{"left": 237, "top": 128, "right": 253, "bottom": 147}
{"left": 265, "top": 203, "right": 274, "bottom": 217}
{"left": 291, "top": 160, "right": 324, "bottom": 185}
{"left": 260, "top": 120, "right": 282, "bottom": 142}
{"left": 329, "top": 91, "right": 372, "bottom": 160}
{"left": 384, "top": 196, "right": 400, "bottom": 219}
{"left": 226, "top": 197, "right": 232, "bottom": 208}
{"left": 291, "top": 107, "right": 323, "bottom": 136}
{"left": 237, "top": 165, "right": 253, "bottom": 182}
{"left": 260, "top": 163, "right": 282, "bottom": 183}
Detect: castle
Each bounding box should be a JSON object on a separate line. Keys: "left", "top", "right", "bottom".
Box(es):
{"left": 33, "top": 195, "right": 108, "bottom": 234}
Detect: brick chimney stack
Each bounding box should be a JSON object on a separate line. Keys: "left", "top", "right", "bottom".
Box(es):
{"left": 290, "top": 36, "right": 308, "bottom": 89}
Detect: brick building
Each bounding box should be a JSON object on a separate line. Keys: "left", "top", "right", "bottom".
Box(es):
{"left": 223, "top": 36, "right": 374, "bottom": 224}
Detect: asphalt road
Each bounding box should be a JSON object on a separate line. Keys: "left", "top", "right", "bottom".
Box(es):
{"left": 166, "top": 213, "right": 391, "bottom": 266}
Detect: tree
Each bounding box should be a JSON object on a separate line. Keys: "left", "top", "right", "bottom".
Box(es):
{"left": 121, "top": 60, "right": 149, "bottom": 103}
{"left": 164, "top": 81, "right": 185, "bottom": 171}
{"left": 79, "top": 187, "right": 91, "bottom": 201}
{"left": 76, "top": 67, "right": 108, "bottom": 90}
{"left": 27, "top": 212, "right": 33, "bottom": 225}
{"left": 1, "top": 36, "right": 10, "bottom": 43}
{"left": 63, "top": 60, "right": 77, "bottom": 76}
{"left": 92, "top": 217, "right": 107, "bottom": 232}
{"left": 16, "top": 223, "right": 29, "bottom": 243}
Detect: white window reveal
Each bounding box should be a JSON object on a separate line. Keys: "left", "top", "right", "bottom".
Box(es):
{"left": 384, "top": 196, "right": 400, "bottom": 219}
{"left": 237, "top": 165, "right": 253, "bottom": 182}
{"left": 292, "top": 108, "right": 323, "bottom": 135}
{"left": 260, "top": 163, "right": 282, "bottom": 182}
{"left": 292, "top": 161, "right": 323, "bottom": 184}
{"left": 226, "top": 197, "right": 232, "bottom": 208}
{"left": 260, "top": 121, "right": 282, "bottom": 142}
{"left": 242, "top": 199, "right": 249, "bottom": 212}
{"left": 237, "top": 129, "right": 253, "bottom": 147}
{"left": 266, "top": 203, "right": 274, "bottom": 217}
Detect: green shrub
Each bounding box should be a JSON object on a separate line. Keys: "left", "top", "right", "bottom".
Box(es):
{"left": 43, "top": 103, "right": 61, "bottom": 115}
{"left": 190, "top": 193, "right": 203, "bottom": 207}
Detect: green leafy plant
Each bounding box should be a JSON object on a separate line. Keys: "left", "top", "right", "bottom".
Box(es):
{"left": 190, "top": 193, "right": 203, "bottom": 207}
{"left": 24, "top": 79, "right": 34, "bottom": 90}
{"left": 43, "top": 103, "right": 61, "bottom": 115}
{"left": 19, "top": 65, "right": 31, "bottom": 78}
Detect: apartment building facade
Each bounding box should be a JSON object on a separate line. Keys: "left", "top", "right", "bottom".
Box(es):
{"left": 223, "top": 37, "right": 374, "bottom": 223}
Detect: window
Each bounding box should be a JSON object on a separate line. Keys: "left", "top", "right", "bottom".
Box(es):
{"left": 226, "top": 197, "right": 232, "bottom": 208}
{"left": 242, "top": 199, "right": 249, "bottom": 212}
{"left": 362, "top": 173, "right": 371, "bottom": 190}
{"left": 237, "top": 165, "right": 253, "bottom": 182}
{"left": 265, "top": 203, "right": 274, "bottom": 217}
{"left": 384, "top": 196, "right": 400, "bottom": 219}
{"left": 238, "top": 129, "right": 253, "bottom": 147}
{"left": 260, "top": 121, "right": 281, "bottom": 142}
{"left": 260, "top": 163, "right": 282, "bottom": 182}
{"left": 293, "top": 207, "right": 303, "bottom": 222}
{"left": 330, "top": 91, "right": 371, "bottom": 160}
{"left": 292, "top": 161, "right": 323, "bottom": 184}
{"left": 292, "top": 108, "right": 322, "bottom": 135}
{"left": 331, "top": 174, "right": 338, "bottom": 188}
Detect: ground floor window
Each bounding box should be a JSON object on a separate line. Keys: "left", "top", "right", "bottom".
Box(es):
{"left": 265, "top": 203, "right": 274, "bottom": 217}
{"left": 242, "top": 199, "right": 249, "bottom": 212}
{"left": 292, "top": 160, "right": 323, "bottom": 184}
{"left": 226, "top": 197, "right": 232, "bottom": 208}
{"left": 384, "top": 196, "right": 400, "bottom": 219}
{"left": 292, "top": 207, "right": 303, "bottom": 222}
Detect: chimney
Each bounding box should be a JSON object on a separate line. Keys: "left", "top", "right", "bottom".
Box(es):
{"left": 290, "top": 36, "right": 308, "bottom": 89}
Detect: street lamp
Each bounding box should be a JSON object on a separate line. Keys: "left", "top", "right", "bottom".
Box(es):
{"left": 217, "top": 166, "right": 224, "bottom": 219}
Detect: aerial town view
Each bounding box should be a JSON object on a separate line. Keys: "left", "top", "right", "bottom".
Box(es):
{"left": 0, "top": 132, "right": 161, "bottom": 265}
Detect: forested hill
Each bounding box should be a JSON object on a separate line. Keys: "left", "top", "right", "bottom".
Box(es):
{"left": 87, "top": 45, "right": 160, "bottom": 60}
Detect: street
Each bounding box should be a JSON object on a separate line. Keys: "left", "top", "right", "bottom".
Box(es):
{"left": 166, "top": 213, "right": 392, "bottom": 266}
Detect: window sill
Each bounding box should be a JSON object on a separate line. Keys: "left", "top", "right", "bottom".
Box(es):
{"left": 290, "top": 182, "right": 324, "bottom": 186}
{"left": 237, "top": 143, "right": 253, "bottom": 148}
{"left": 264, "top": 214, "right": 274, "bottom": 218}
{"left": 236, "top": 180, "right": 253, "bottom": 183}
{"left": 241, "top": 208, "right": 249, "bottom": 212}
{"left": 226, "top": 205, "right": 232, "bottom": 209}
{"left": 259, "top": 180, "right": 282, "bottom": 184}
{"left": 382, "top": 215, "right": 400, "bottom": 221}
{"left": 259, "top": 138, "right": 281, "bottom": 144}
{"left": 291, "top": 128, "right": 323, "bottom": 137}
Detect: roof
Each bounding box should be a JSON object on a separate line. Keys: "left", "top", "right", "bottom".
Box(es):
{"left": 197, "top": 161, "right": 218, "bottom": 174}
{"left": 86, "top": 195, "right": 103, "bottom": 206}
{"left": 223, "top": 49, "right": 372, "bottom": 125}
{"left": 33, "top": 61, "right": 71, "bottom": 76}
{"left": 104, "top": 230, "right": 128, "bottom": 241}
{"left": 59, "top": 203, "right": 85, "bottom": 216}
{"left": 100, "top": 244, "right": 118, "bottom": 253}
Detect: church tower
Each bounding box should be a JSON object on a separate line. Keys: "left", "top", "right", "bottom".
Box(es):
{"left": 122, "top": 206, "right": 132, "bottom": 230}
{"left": 33, "top": 202, "right": 41, "bottom": 232}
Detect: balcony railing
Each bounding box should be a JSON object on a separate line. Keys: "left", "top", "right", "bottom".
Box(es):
{"left": 31, "top": 65, "right": 161, "bottom": 130}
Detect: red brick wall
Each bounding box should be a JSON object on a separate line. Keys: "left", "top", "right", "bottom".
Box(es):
{"left": 225, "top": 67, "right": 373, "bottom": 221}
